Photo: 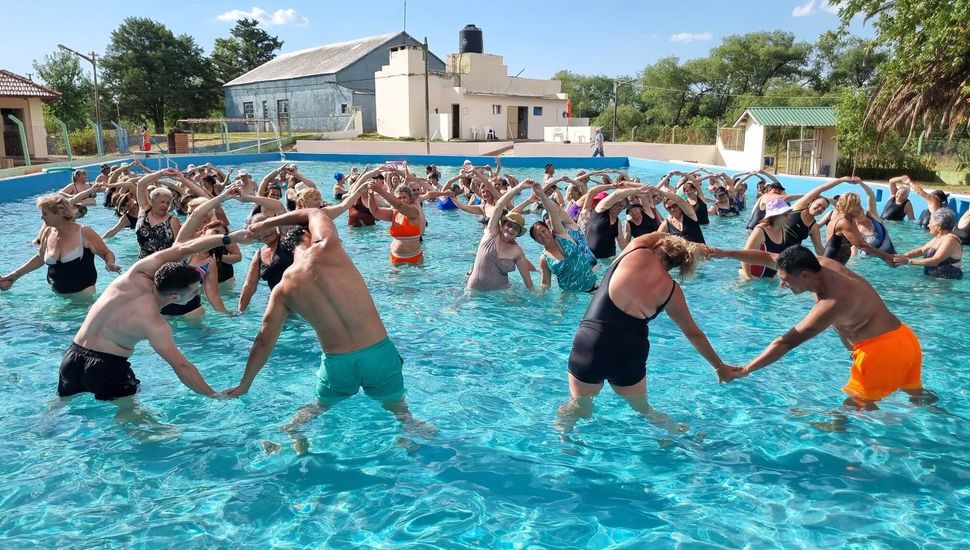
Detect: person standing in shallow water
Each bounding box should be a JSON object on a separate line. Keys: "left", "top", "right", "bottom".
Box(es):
{"left": 558, "top": 233, "right": 739, "bottom": 434}
{"left": 56, "top": 230, "right": 255, "bottom": 422}
{"left": 704, "top": 245, "right": 936, "bottom": 410}
{"left": 226, "top": 209, "right": 431, "bottom": 454}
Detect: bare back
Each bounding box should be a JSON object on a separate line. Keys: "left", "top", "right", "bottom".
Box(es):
{"left": 73, "top": 272, "right": 166, "bottom": 356}
{"left": 274, "top": 236, "right": 388, "bottom": 354}
{"left": 815, "top": 257, "right": 900, "bottom": 345}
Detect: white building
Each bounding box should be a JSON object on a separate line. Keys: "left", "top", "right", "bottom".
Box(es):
{"left": 375, "top": 45, "right": 568, "bottom": 141}
{"left": 716, "top": 106, "right": 839, "bottom": 176}
{"left": 0, "top": 69, "right": 60, "bottom": 166}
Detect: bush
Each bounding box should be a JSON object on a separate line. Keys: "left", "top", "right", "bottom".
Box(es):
{"left": 68, "top": 128, "right": 99, "bottom": 156}
{"left": 836, "top": 132, "right": 937, "bottom": 181}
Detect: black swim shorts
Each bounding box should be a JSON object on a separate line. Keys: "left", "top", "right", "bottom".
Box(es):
{"left": 58, "top": 343, "right": 140, "bottom": 401}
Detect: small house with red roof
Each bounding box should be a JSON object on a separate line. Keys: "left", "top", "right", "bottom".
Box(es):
{"left": 0, "top": 70, "right": 61, "bottom": 166}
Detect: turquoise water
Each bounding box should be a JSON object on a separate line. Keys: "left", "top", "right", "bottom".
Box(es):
{"left": 1, "top": 161, "right": 969, "bottom": 546}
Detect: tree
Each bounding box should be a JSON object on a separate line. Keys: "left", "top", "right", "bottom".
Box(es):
{"left": 211, "top": 18, "right": 283, "bottom": 84}
{"left": 839, "top": 0, "right": 970, "bottom": 140}
{"left": 639, "top": 57, "right": 697, "bottom": 127}
{"left": 836, "top": 88, "right": 874, "bottom": 173}
{"left": 807, "top": 33, "right": 886, "bottom": 93}
{"left": 32, "top": 50, "right": 93, "bottom": 128}
{"left": 552, "top": 71, "right": 616, "bottom": 119}
{"left": 100, "top": 17, "right": 221, "bottom": 132}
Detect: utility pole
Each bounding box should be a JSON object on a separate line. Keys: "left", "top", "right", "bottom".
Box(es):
{"left": 424, "top": 37, "right": 431, "bottom": 154}
{"left": 58, "top": 44, "right": 102, "bottom": 132}
{"left": 611, "top": 80, "right": 619, "bottom": 142}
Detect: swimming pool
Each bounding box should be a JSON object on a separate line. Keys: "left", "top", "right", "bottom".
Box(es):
{"left": 1, "top": 158, "right": 969, "bottom": 546}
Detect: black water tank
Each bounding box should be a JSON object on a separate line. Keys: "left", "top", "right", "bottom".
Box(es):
{"left": 459, "top": 24, "right": 483, "bottom": 54}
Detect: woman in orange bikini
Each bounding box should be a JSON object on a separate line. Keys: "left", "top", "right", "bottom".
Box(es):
{"left": 368, "top": 183, "right": 425, "bottom": 264}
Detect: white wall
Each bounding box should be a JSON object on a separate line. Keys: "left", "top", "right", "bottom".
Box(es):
{"left": 717, "top": 121, "right": 765, "bottom": 171}
{"left": 544, "top": 126, "right": 594, "bottom": 143}
{"left": 513, "top": 142, "right": 717, "bottom": 163}
{"left": 296, "top": 139, "right": 514, "bottom": 155}
{"left": 376, "top": 49, "right": 567, "bottom": 140}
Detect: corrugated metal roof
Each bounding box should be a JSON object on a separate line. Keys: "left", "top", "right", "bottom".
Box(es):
{"left": 0, "top": 70, "right": 61, "bottom": 100}
{"left": 735, "top": 106, "right": 837, "bottom": 127}
{"left": 224, "top": 32, "right": 403, "bottom": 87}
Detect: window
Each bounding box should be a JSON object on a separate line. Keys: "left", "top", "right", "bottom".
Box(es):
{"left": 243, "top": 102, "right": 254, "bottom": 119}
{"left": 277, "top": 99, "right": 289, "bottom": 119}
{"left": 261, "top": 100, "right": 268, "bottom": 120}
{"left": 340, "top": 103, "right": 349, "bottom": 114}
{"left": 533, "top": 106, "right": 543, "bottom": 116}
{"left": 492, "top": 104, "right": 502, "bottom": 115}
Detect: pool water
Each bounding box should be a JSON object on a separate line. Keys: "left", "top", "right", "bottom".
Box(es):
{"left": 1, "top": 161, "right": 969, "bottom": 546}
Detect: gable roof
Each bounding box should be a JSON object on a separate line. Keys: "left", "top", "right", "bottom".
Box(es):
{"left": 734, "top": 106, "right": 837, "bottom": 128}
{"left": 225, "top": 32, "right": 409, "bottom": 87}
{"left": 0, "top": 70, "right": 61, "bottom": 101}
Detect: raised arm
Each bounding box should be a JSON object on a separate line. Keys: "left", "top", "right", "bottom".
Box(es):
{"left": 792, "top": 176, "right": 851, "bottom": 210}
{"left": 321, "top": 180, "right": 370, "bottom": 219}
{"left": 257, "top": 165, "right": 285, "bottom": 196}
{"left": 175, "top": 184, "right": 241, "bottom": 243}
{"left": 136, "top": 170, "right": 169, "bottom": 214}
{"left": 487, "top": 181, "right": 529, "bottom": 235}
{"left": 857, "top": 181, "right": 880, "bottom": 217}
{"left": 595, "top": 186, "right": 641, "bottom": 213}
{"left": 581, "top": 183, "right": 613, "bottom": 213}
{"left": 658, "top": 189, "right": 697, "bottom": 221}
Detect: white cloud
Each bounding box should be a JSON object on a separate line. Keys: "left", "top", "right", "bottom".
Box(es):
{"left": 216, "top": 7, "right": 309, "bottom": 26}
{"left": 669, "top": 32, "right": 713, "bottom": 44}
{"left": 792, "top": 0, "right": 816, "bottom": 17}
{"left": 820, "top": 0, "right": 843, "bottom": 14}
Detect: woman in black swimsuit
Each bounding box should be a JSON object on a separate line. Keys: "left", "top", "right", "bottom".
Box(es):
{"left": 899, "top": 208, "right": 964, "bottom": 279}
{"left": 740, "top": 198, "right": 791, "bottom": 279}
{"left": 236, "top": 212, "right": 294, "bottom": 315}
{"left": 658, "top": 190, "right": 705, "bottom": 244}
{"left": 134, "top": 170, "right": 182, "bottom": 259}
{"left": 881, "top": 175, "right": 915, "bottom": 221}
{"left": 102, "top": 193, "right": 141, "bottom": 239}
{"left": 0, "top": 194, "right": 121, "bottom": 295}
{"left": 558, "top": 233, "right": 737, "bottom": 433}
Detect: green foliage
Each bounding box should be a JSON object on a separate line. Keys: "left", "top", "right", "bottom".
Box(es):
{"left": 956, "top": 141, "right": 970, "bottom": 172}
{"left": 807, "top": 33, "right": 886, "bottom": 93}
{"left": 68, "top": 127, "right": 99, "bottom": 156}
{"left": 32, "top": 50, "right": 93, "bottom": 127}
{"left": 838, "top": 0, "right": 970, "bottom": 138}
{"left": 211, "top": 18, "right": 283, "bottom": 84}
{"left": 552, "top": 71, "right": 616, "bottom": 119}
{"left": 835, "top": 88, "right": 874, "bottom": 163}
{"left": 101, "top": 17, "right": 220, "bottom": 133}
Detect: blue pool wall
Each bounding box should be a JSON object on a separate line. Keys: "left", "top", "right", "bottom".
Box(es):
{"left": 2, "top": 153, "right": 967, "bottom": 217}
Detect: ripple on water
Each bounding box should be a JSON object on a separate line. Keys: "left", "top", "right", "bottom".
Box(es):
{"left": 0, "top": 161, "right": 968, "bottom": 546}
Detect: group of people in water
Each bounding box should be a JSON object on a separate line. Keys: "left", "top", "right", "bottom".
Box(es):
{"left": 2, "top": 156, "right": 966, "bottom": 446}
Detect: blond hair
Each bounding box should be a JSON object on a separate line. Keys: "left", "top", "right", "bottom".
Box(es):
{"left": 37, "top": 194, "right": 77, "bottom": 221}
{"left": 296, "top": 188, "right": 322, "bottom": 209}
{"left": 653, "top": 235, "right": 700, "bottom": 281}
{"left": 836, "top": 192, "right": 861, "bottom": 214}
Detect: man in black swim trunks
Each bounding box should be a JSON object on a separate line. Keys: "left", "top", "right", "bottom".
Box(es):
{"left": 59, "top": 230, "right": 256, "bottom": 411}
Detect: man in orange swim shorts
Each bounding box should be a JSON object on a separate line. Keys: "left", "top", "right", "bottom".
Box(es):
{"left": 705, "top": 245, "right": 936, "bottom": 408}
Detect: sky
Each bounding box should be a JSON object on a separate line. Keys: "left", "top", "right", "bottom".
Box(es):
{"left": 2, "top": 0, "right": 875, "bottom": 84}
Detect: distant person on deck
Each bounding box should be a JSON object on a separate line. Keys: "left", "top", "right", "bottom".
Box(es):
{"left": 592, "top": 128, "right": 605, "bottom": 157}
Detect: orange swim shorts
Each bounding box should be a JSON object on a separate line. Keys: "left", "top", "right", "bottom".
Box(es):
{"left": 390, "top": 250, "right": 423, "bottom": 265}
{"left": 843, "top": 323, "right": 922, "bottom": 401}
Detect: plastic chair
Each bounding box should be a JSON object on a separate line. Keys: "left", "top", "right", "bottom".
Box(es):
{"left": 484, "top": 126, "right": 496, "bottom": 140}
{"left": 470, "top": 127, "right": 482, "bottom": 140}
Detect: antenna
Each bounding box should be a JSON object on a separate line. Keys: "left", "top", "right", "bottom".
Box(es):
{"left": 513, "top": 68, "right": 525, "bottom": 78}
{"left": 403, "top": 0, "right": 407, "bottom": 32}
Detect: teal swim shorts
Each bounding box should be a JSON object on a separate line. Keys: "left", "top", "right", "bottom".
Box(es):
{"left": 316, "top": 337, "right": 405, "bottom": 404}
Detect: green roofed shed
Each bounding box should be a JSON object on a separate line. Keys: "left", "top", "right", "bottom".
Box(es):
{"left": 733, "top": 106, "right": 837, "bottom": 128}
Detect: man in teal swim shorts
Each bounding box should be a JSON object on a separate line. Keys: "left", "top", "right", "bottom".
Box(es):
{"left": 226, "top": 206, "right": 424, "bottom": 450}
